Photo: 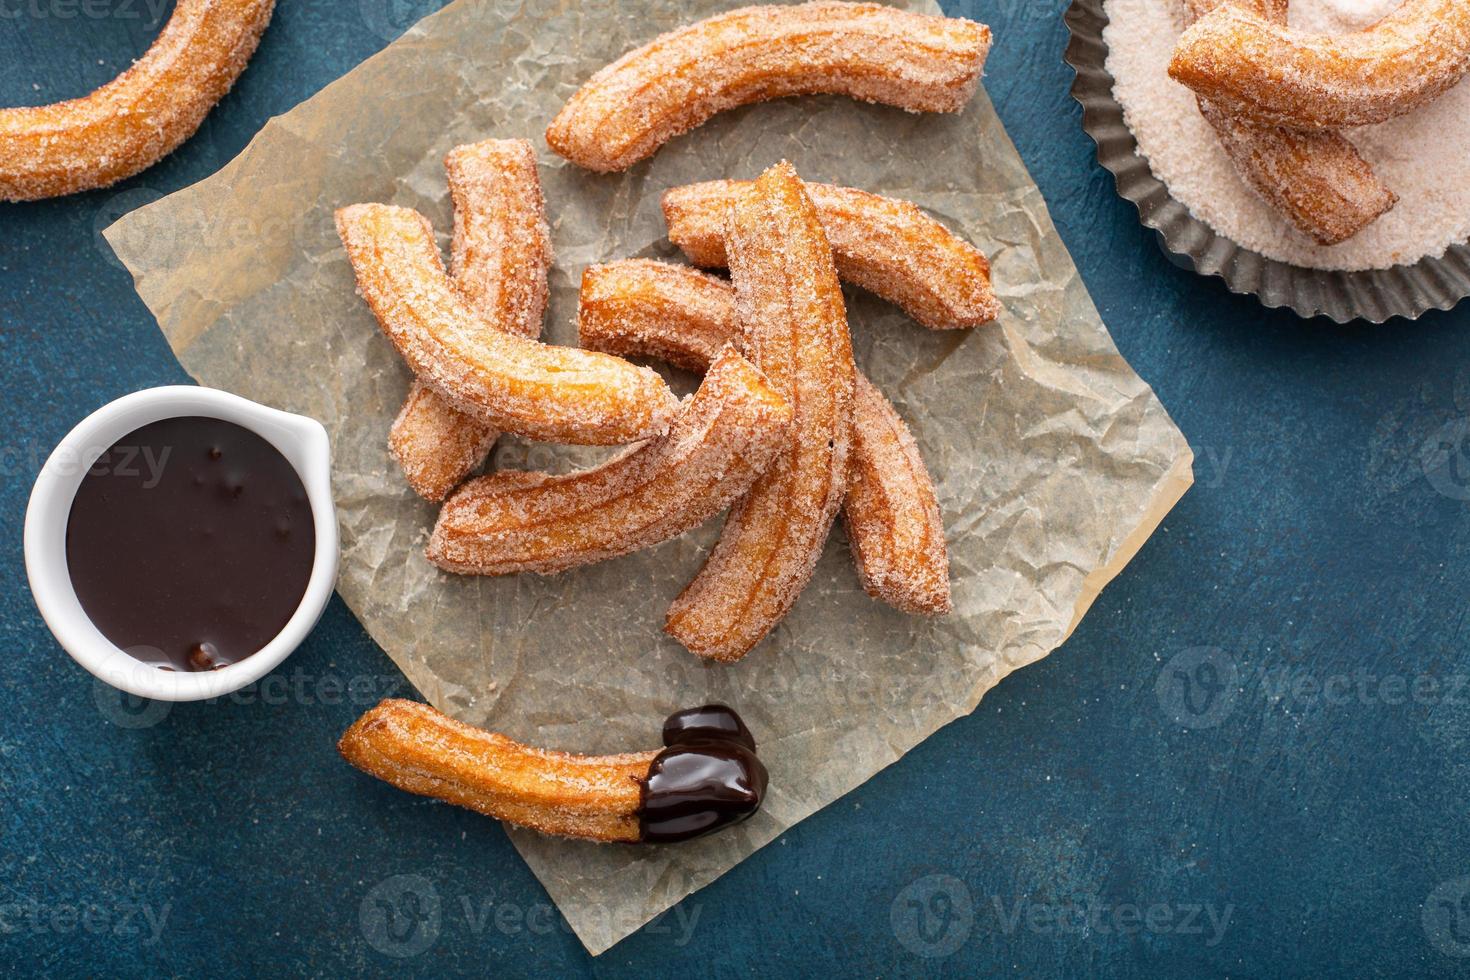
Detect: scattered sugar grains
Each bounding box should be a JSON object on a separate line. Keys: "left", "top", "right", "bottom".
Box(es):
{"left": 1104, "top": 0, "right": 1470, "bottom": 270}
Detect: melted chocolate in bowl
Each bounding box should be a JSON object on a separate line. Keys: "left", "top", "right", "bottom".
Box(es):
{"left": 64, "top": 416, "right": 315, "bottom": 672}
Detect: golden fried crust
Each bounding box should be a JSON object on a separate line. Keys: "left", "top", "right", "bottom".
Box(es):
{"left": 843, "top": 375, "right": 951, "bottom": 615}
{"left": 1180, "top": 0, "right": 1395, "bottom": 246}
{"left": 1169, "top": 0, "right": 1470, "bottom": 130}
{"left": 577, "top": 260, "right": 736, "bottom": 372}
{"left": 1194, "top": 102, "right": 1396, "bottom": 246}
{"left": 662, "top": 180, "right": 1000, "bottom": 328}
{"left": 335, "top": 202, "right": 678, "bottom": 446}
{"left": 0, "top": 0, "right": 275, "bottom": 201}
{"left": 444, "top": 140, "right": 553, "bottom": 321}
{"left": 388, "top": 140, "right": 552, "bottom": 501}
{"left": 664, "top": 163, "right": 856, "bottom": 662}
{"left": 426, "top": 347, "right": 793, "bottom": 576}
{"left": 339, "top": 699, "right": 656, "bottom": 843}
{"left": 547, "top": 2, "right": 991, "bottom": 173}
{"left": 390, "top": 383, "right": 500, "bottom": 502}
{"left": 579, "top": 259, "right": 951, "bottom": 615}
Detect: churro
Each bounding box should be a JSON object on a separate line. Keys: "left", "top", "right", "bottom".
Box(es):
{"left": 843, "top": 374, "right": 951, "bottom": 615}
{"left": 578, "top": 260, "right": 736, "bottom": 374}
{"left": 426, "top": 347, "right": 792, "bottom": 576}
{"left": 389, "top": 139, "right": 552, "bottom": 501}
{"left": 1179, "top": 0, "right": 1395, "bottom": 246}
{"left": 389, "top": 383, "right": 499, "bottom": 503}
{"left": 546, "top": 2, "right": 991, "bottom": 173}
{"left": 663, "top": 179, "right": 1000, "bottom": 328}
{"left": 664, "top": 163, "right": 856, "bottom": 662}
{"left": 0, "top": 0, "right": 275, "bottom": 201}
{"left": 1169, "top": 0, "right": 1470, "bottom": 130}
{"left": 339, "top": 699, "right": 767, "bottom": 843}
{"left": 578, "top": 259, "right": 951, "bottom": 615}
{"left": 336, "top": 202, "right": 677, "bottom": 446}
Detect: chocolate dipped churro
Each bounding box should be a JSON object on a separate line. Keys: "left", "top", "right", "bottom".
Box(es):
{"left": 340, "top": 700, "right": 768, "bottom": 843}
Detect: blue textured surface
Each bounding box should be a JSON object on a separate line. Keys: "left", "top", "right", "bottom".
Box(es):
{"left": 4, "top": 1, "right": 1470, "bottom": 975}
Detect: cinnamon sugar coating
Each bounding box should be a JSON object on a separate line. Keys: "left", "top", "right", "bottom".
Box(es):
{"left": 1180, "top": 0, "right": 1395, "bottom": 246}
{"left": 389, "top": 383, "right": 500, "bottom": 502}
{"left": 579, "top": 259, "right": 950, "bottom": 615}
{"left": 842, "top": 374, "right": 951, "bottom": 615}
{"left": 426, "top": 347, "right": 793, "bottom": 576}
{"left": 339, "top": 699, "right": 655, "bottom": 842}
{"left": 546, "top": 2, "right": 991, "bottom": 173}
{"left": 577, "top": 260, "right": 737, "bottom": 372}
{"left": 663, "top": 162, "right": 857, "bottom": 662}
{"left": 335, "top": 202, "right": 677, "bottom": 446}
{"left": 662, "top": 179, "right": 1000, "bottom": 328}
{"left": 1169, "top": 0, "right": 1470, "bottom": 129}
{"left": 0, "top": 0, "right": 275, "bottom": 201}
{"left": 389, "top": 139, "right": 552, "bottom": 500}
{"left": 1193, "top": 100, "right": 1396, "bottom": 246}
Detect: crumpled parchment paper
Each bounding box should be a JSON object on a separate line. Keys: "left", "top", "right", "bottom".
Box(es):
{"left": 104, "top": 0, "right": 1194, "bottom": 955}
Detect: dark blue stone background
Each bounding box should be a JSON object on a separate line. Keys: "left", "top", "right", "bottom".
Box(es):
{"left": 4, "top": 1, "right": 1469, "bottom": 975}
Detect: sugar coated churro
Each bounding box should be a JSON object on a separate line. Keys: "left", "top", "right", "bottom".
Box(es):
{"left": 1169, "top": 0, "right": 1470, "bottom": 130}
{"left": 389, "top": 383, "right": 499, "bottom": 503}
{"left": 577, "top": 260, "right": 736, "bottom": 373}
{"left": 842, "top": 373, "right": 951, "bottom": 615}
{"left": 336, "top": 202, "right": 677, "bottom": 446}
{"left": 0, "top": 0, "right": 275, "bottom": 201}
{"left": 547, "top": 2, "right": 991, "bottom": 173}
{"left": 339, "top": 699, "right": 767, "bottom": 843}
{"left": 426, "top": 347, "right": 792, "bottom": 576}
{"left": 1180, "top": 0, "right": 1395, "bottom": 246}
{"left": 389, "top": 139, "right": 552, "bottom": 500}
{"left": 578, "top": 259, "right": 951, "bottom": 615}
{"left": 663, "top": 179, "right": 1000, "bottom": 328}
{"left": 663, "top": 162, "right": 856, "bottom": 662}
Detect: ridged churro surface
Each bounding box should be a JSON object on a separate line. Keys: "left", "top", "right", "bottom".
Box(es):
{"left": 842, "top": 374, "right": 950, "bottom": 615}
{"left": 427, "top": 348, "right": 793, "bottom": 576}
{"left": 336, "top": 202, "right": 677, "bottom": 446}
{"left": 339, "top": 699, "right": 655, "bottom": 842}
{"left": 579, "top": 259, "right": 951, "bottom": 615}
{"left": 547, "top": 2, "right": 990, "bottom": 172}
{"left": 0, "top": 0, "right": 275, "bottom": 201}
{"left": 578, "top": 260, "right": 736, "bottom": 373}
{"left": 664, "top": 163, "right": 856, "bottom": 661}
{"left": 388, "top": 139, "right": 552, "bottom": 500}
{"left": 1180, "top": 0, "right": 1396, "bottom": 246}
{"left": 663, "top": 179, "right": 1000, "bottom": 328}
{"left": 1169, "top": 0, "right": 1470, "bottom": 129}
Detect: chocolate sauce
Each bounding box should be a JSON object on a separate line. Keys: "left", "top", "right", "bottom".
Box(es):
{"left": 662, "top": 704, "right": 757, "bottom": 751}
{"left": 639, "top": 704, "right": 767, "bottom": 843}
{"left": 64, "top": 416, "right": 315, "bottom": 672}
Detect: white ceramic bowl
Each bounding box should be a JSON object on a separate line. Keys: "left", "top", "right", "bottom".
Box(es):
{"left": 24, "top": 386, "right": 338, "bottom": 702}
